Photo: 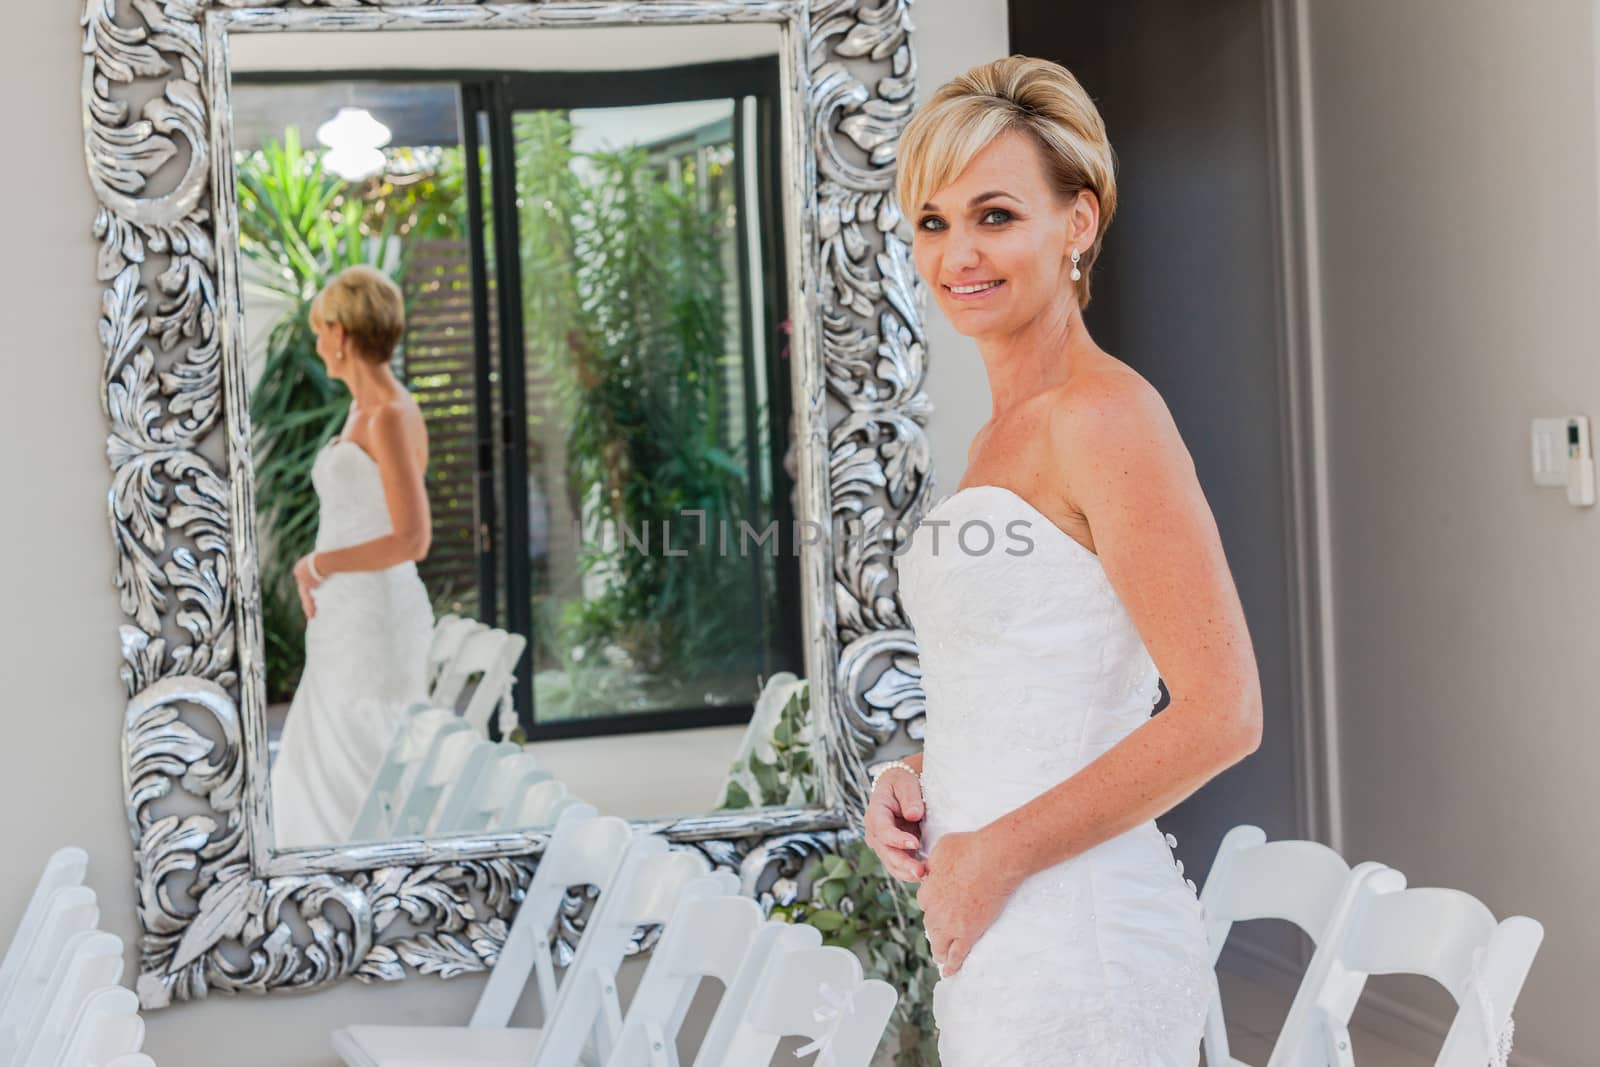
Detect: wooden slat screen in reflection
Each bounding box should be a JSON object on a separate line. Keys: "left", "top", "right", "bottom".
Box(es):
{"left": 401, "top": 239, "right": 480, "bottom": 618}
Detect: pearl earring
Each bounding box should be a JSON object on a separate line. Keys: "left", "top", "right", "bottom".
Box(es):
{"left": 1070, "top": 248, "right": 1082, "bottom": 282}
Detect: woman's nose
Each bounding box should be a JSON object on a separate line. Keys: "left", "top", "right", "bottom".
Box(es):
{"left": 946, "top": 227, "right": 981, "bottom": 270}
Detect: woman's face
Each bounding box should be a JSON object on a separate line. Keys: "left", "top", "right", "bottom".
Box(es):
{"left": 911, "top": 129, "right": 1089, "bottom": 341}
{"left": 310, "top": 313, "right": 346, "bottom": 382}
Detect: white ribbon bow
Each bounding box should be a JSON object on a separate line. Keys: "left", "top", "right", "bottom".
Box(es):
{"left": 1466, "top": 946, "right": 1515, "bottom": 1067}
{"left": 793, "top": 981, "right": 856, "bottom": 1066}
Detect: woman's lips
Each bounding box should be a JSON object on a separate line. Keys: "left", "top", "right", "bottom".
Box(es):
{"left": 944, "top": 279, "right": 1005, "bottom": 302}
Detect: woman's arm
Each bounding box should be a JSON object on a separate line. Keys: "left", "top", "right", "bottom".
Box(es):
{"left": 313, "top": 405, "right": 432, "bottom": 576}
{"left": 980, "top": 373, "right": 1262, "bottom": 890}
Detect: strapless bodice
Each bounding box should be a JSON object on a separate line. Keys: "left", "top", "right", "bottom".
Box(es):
{"left": 895, "top": 484, "right": 1164, "bottom": 832}
{"left": 312, "top": 439, "right": 398, "bottom": 553}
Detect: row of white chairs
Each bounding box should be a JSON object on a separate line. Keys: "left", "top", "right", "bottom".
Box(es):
{"left": 333, "top": 805, "right": 898, "bottom": 1067}
{"left": 350, "top": 706, "right": 585, "bottom": 842}
{"left": 1, "top": 849, "right": 154, "bottom": 1067}
{"left": 1199, "top": 825, "right": 1543, "bottom": 1066}
{"left": 426, "top": 614, "right": 526, "bottom": 738}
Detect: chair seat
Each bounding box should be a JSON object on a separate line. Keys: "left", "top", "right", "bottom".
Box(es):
{"left": 332, "top": 1024, "right": 544, "bottom": 1067}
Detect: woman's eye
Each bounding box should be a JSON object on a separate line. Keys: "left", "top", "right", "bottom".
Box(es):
{"left": 981, "top": 208, "right": 1013, "bottom": 225}
{"left": 918, "top": 215, "right": 947, "bottom": 232}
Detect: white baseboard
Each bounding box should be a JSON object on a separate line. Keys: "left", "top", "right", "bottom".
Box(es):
{"left": 1218, "top": 930, "right": 1555, "bottom": 1067}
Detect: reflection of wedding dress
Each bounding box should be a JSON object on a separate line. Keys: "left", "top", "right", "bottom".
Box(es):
{"left": 271, "top": 439, "right": 434, "bottom": 847}
{"left": 896, "top": 485, "right": 1211, "bottom": 1066}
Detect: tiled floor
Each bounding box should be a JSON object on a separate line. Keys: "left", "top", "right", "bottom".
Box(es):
{"left": 1216, "top": 968, "right": 1435, "bottom": 1066}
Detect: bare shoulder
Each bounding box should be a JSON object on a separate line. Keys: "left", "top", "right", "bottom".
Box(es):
{"left": 1049, "top": 363, "right": 1189, "bottom": 474}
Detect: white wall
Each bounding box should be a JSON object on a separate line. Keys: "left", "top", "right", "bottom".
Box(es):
{"left": 1306, "top": 1, "right": 1599, "bottom": 1062}
{"left": 1, "top": 2, "right": 1008, "bottom": 1064}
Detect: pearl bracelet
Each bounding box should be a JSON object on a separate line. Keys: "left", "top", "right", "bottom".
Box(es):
{"left": 869, "top": 759, "right": 919, "bottom": 791}
{"left": 307, "top": 553, "right": 326, "bottom": 582}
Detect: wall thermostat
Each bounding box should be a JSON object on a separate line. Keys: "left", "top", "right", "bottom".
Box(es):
{"left": 1531, "top": 416, "right": 1595, "bottom": 507}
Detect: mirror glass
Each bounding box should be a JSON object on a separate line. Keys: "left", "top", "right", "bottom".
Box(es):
{"left": 228, "top": 25, "right": 809, "bottom": 850}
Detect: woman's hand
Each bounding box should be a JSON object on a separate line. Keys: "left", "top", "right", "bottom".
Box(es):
{"left": 917, "top": 829, "right": 1018, "bottom": 977}
{"left": 863, "top": 767, "right": 927, "bottom": 882}
{"left": 292, "top": 553, "right": 325, "bottom": 620}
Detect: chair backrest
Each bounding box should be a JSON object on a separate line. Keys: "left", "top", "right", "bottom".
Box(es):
{"left": 433, "top": 627, "right": 516, "bottom": 713}
{"left": 391, "top": 726, "right": 485, "bottom": 838}
{"left": 1296, "top": 876, "right": 1544, "bottom": 1067}
{"left": 600, "top": 894, "right": 764, "bottom": 1067}
{"left": 19, "top": 930, "right": 125, "bottom": 1067}
{"left": 431, "top": 742, "right": 526, "bottom": 835}
{"left": 496, "top": 777, "right": 578, "bottom": 833}
{"left": 529, "top": 847, "right": 722, "bottom": 1067}
{"left": 0, "top": 886, "right": 99, "bottom": 1058}
{"left": 701, "top": 943, "right": 898, "bottom": 1067}
{"left": 1198, "top": 826, "right": 1393, "bottom": 1067}
{"left": 52, "top": 985, "right": 144, "bottom": 1067}
{"left": 0, "top": 847, "right": 89, "bottom": 1017}
{"left": 690, "top": 922, "right": 823, "bottom": 1067}
{"left": 349, "top": 707, "right": 464, "bottom": 841}
{"left": 469, "top": 806, "right": 632, "bottom": 1029}
{"left": 441, "top": 751, "right": 549, "bottom": 835}
{"left": 427, "top": 616, "right": 484, "bottom": 700}
{"left": 452, "top": 630, "right": 529, "bottom": 735}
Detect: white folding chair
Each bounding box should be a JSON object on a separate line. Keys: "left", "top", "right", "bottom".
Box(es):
{"left": 495, "top": 778, "right": 582, "bottom": 833}
{"left": 349, "top": 708, "right": 467, "bottom": 842}
{"left": 17, "top": 929, "right": 125, "bottom": 1067}
{"left": 0, "top": 887, "right": 99, "bottom": 1061}
{"left": 1279, "top": 872, "right": 1543, "bottom": 1067}
{"left": 55, "top": 986, "right": 145, "bottom": 1067}
{"left": 437, "top": 750, "right": 551, "bottom": 836}
{"left": 690, "top": 923, "right": 823, "bottom": 1067}
{"left": 432, "top": 743, "right": 527, "bottom": 835}
{"left": 0, "top": 847, "right": 88, "bottom": 1019}
{"left": 1197, "top": 825, "right": 1394, "bottom": 1066}
{"left": 696, "top": 943, "right": 898, "bottom": 1067}
{"left": 426, "top": 615, "right": 484, "bottom": 698}
{"left": 391, "top": 729, "right": 493, "bottom": 838}
{"left": 435, "top": 628, "right": 527, "bottom": 736}
{"left": 331, "top": 807, "right": 633, "bottom": 1067}
{"left": 528, "top": 854, "right": 728, "bottom": 1067}
{"left": 598, "top": 894, "right": 765, "bottom": 1067}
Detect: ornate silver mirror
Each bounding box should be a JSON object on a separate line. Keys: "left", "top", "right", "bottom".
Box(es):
{"left": 86, "top": 0, "right": 930, "bottom": 1008}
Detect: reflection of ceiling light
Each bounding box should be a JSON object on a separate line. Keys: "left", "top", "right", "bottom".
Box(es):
{"left": 316, "top": 106, "right": 390, "bottom": 180}
{"left": 322, "top": 145, "right": 387, "bottom": 181}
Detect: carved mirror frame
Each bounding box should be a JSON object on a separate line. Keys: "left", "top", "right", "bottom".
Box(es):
{"left": 84, "top": 0, "right": 935, "bottom": 1009}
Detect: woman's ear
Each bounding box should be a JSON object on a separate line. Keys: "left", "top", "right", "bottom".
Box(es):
{"left": 1069, "top": 189, "right": 1099, "bottom": 253}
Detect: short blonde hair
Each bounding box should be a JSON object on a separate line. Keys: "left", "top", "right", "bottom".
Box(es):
{"left": 310, "top": 265, "right": 405, "bottom": 363}
{"left": 897, "top": 55, "right": 1117, "bottom": 309}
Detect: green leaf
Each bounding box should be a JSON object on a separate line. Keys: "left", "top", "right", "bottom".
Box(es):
{"left": 805, "top": 909, "right": 847, "bottom": 933}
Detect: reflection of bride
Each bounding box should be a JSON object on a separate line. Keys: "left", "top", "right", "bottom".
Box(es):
{"left": 270, "top": 265, "right": 435, "bottom": 848}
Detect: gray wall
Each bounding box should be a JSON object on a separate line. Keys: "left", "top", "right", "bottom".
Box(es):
{"left": 1010, "top": 0, "right": 1302, "bottom": 958}
{"left": 1307, "top": 1, "right": 1599, "bottom": 1062}
{"left": 0, "top": 1, "right": 1008, "bottom": 1064}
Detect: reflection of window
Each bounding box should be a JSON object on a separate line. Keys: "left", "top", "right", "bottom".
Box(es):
{"left": 233, "top": 59, "right": 800, "bottom": 743}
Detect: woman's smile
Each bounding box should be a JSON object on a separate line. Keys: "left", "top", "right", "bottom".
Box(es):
{"left": 945, "top": 278, "right": 1006, "bottom": 301}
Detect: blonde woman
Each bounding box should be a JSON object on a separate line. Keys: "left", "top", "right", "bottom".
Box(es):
{"left": 270, "top": 265, "right": 435, "bottom": 847}
{"left": 864, "top": 57, "right": 1263, "bottom": 1063}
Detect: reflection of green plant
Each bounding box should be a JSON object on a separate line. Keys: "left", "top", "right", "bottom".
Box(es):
{"left": 237, "top": 129, "right": 463, "bottom": 698}
{"left": 514, "top": 116, "right": 767, "bottom": 689}
{"left": 720, "top": 683, "right": 940, "bottom": 1066}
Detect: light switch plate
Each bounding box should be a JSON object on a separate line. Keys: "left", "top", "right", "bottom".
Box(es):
{"left": 1531, "top": 417, "right": 1569, "bottom": 487}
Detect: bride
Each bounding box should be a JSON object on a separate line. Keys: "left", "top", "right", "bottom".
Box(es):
{"left": 270, "top": 265, "right": 435, "bottom": 848}
{"left": 864, "top": 57, "right": 1264, "bottom": 1064}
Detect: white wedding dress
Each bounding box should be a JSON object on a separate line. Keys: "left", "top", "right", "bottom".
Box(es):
{"left": 896, "top": 484, "right": 1213, "bottom": 1066}
{"left": 270, "top": 438, "right": 434, "bottom": 847}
